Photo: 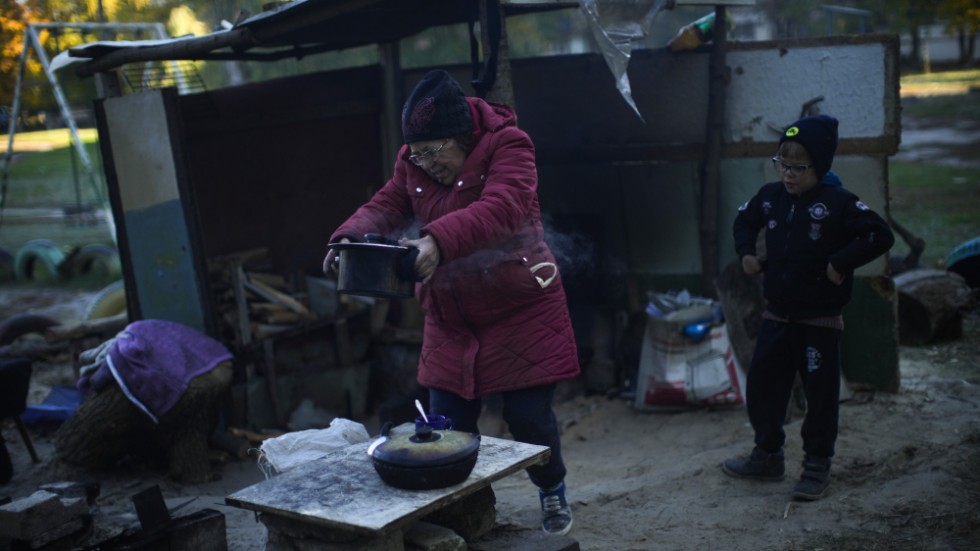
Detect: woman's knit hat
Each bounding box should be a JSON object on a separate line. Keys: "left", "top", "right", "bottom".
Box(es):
{"left": 401, "top": 70, "right": 473, "bottom": 144}
{"left": 779, "top": 115, "right": 839, "bottom": 177}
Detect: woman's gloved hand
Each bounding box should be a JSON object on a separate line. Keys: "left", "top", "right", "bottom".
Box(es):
{"left": 323, "top": 238, "right": 350, "bottom": 275}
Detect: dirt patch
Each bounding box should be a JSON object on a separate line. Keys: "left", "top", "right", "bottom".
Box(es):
{"left": 2, "top": 285, "right": 979, "bottom": 550}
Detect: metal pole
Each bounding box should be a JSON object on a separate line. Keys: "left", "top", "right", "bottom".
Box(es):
{"left": 699, "top": 5, "right": 727, "bottom": 297}
{"left": 27, "top": 25, "right": 102, "bottom": 204}
{"left": 1, "top": 30, "right": 32, "bottom": 210}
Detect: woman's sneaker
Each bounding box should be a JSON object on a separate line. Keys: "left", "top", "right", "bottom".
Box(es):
{"left": 722, "top": 447, "right": 785, "bottom": 481}
{"left": 539, "top": 481, "right": 573, "bottom": 535}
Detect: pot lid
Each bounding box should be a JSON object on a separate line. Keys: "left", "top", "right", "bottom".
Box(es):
{"left": 328, "top": 241, "right": 411, "bottom": 253}
{"left": 371, "top": 426, "right": 480, "bottom": 468}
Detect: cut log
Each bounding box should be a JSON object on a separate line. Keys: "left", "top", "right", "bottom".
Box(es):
{"left": 714, "top": 260, "right": 765, "bottom": 370}
{"left": 894, "top": 269, "right": 973, "bottom": 345}
{"left": 52, "top": 362, "right": 233, "bottom": 484}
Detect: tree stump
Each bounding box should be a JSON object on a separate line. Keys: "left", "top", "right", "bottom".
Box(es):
{"left": 53, "top": 361, "right": 233, "bottom": 484}
{"left": 714, "top": 260, "right": 765, "bottom": 370}
{"left": 894, "top": 269, "right": 973, "bottom": 345}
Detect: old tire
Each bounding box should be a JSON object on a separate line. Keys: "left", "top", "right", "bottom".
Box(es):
{"left": 0, "top": 248, "right": 14, "bottom": 283}
{"left": 84, "top": 279, "right": 127, "bottom": 320}
{"left": 66, "top": 243, "right": 122, "bottom": 281}
{"left": 14, "top": 239, "right": 65, "bottom": 282}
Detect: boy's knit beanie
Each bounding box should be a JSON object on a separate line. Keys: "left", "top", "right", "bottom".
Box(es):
{"left": 401, "top": 70, "right": 473, "bottom": 144}
{"left": 779, "top": 115, "right": 839, "bottom": 178}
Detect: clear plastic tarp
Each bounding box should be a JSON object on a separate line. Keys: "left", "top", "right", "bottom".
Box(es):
{"left": 578, "top": 0, "right": 669, "bottom": 120}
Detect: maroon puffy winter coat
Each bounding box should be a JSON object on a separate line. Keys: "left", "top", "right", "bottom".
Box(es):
{"left": 330, "top": 98, "right": 579, "bottom": 399}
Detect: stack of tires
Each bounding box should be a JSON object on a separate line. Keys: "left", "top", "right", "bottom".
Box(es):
{"left": 0, "top": 240, "right": 121, "bottom": 284}
{"left": 0, "top": 240, "right": 127, "bottom": 321}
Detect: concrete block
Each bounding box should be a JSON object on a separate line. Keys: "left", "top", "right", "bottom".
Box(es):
{"left": 0, "top": 490, "right": 88, "bottom": 540}
{"left": 403, "top": 521, "right": 465, "bottom": 551}
{"left": 81, "top": 508, "right": 228, "bottom": 551}
{"left": 421, "top": 486, "right": 495, "bottom": 541}
{"left": 38, "top": 481, "right": 101, "bottom": 505}
{"left": 167, "top": 508, "right": 228, "bottom": 551}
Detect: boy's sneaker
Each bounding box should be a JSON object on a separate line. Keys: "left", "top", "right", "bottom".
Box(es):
{"left": 792, "top": 456, "right": 831, "bottom": 500}
{"left": 722, "top": 447, "right": 785, "bottom": 481}
{"left": 539, "top": 481, "right": 573, "bottom": 535}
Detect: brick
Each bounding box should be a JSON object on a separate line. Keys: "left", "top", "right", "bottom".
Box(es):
{"left": 403, "top": 521, "right": 465, "bottom": 551}
{"left": 0, "top": 491, "right": 88, "bottom": 540}
{"left": 38, "top": 481, "right": 101, "bottom": 506}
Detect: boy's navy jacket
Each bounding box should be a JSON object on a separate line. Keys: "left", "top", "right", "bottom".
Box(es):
{"left": 734, "top": 179, "right": 894, "bottom": 320}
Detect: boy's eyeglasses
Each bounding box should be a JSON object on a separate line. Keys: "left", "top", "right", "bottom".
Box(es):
{"left": 409, "top": 139, "right": 451, "bottom": 166}
{"left": 771, "top": 156, "right": 813, "bottom": 177}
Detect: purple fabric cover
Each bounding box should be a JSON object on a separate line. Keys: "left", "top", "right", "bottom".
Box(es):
{"left": 88, "top": 320, "right": 233, "bottom": 419}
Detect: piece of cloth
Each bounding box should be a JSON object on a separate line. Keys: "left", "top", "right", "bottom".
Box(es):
{"left": 77, "top": 320, "right": 234, "bottom": 423}
{"left": 401, "top": 69, "right": 474, "bottom": 144}
{"left": 429, "top": 384, "right": 566, "bottom": 490}
{"left": 778, "top": 115, "right": 839, "bottom": 178}
{"left": 733, "top": 178, "right": 895, "bottom": 320}
{"left": 746, "top": 319, "right": 841, "bottom": 458}
{"left": 331, "top": 96, "right": 580, "bottom": 400}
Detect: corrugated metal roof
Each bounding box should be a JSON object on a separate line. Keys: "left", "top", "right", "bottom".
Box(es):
{"left": 54, "top": 0, "right": 576, "bottom": 77}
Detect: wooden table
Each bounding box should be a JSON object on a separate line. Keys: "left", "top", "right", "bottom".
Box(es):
{"left": 225, "top": 432, "right": 550, "bottom": 549}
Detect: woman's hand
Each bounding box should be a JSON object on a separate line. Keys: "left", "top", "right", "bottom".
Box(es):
{"left": 322, "top": 238, "right": 350, "bottom": 275}
{"left": 399, "top": 235, "right": 441, "bottom": 284}
{"left": 826, "top": 262, "right": 845, "bottom": 285}
{"left": 741, "top": 254, "right": 763, "bottom": 275}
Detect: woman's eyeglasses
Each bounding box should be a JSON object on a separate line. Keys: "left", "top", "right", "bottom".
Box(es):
{"left": 409, "top": 139, "right": 451, "bottom": 166}
{"left": 771, "top": 156, "right": 814, "bottom": 177}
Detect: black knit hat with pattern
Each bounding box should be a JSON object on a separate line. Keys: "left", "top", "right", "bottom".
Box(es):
{"left": 401, "top": 70, "right": 473, "bottom": 144}
{"left": 779, "top": 115, "right": 839, "bottom": 177}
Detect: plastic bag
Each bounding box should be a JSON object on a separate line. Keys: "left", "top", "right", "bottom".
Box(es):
{"left": 255, "top": 417, "right": 370, "bottom": 477}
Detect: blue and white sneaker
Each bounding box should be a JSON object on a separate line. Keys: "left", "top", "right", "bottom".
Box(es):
{"left": 538, "top": 481, "right": 573, "bottom": 535}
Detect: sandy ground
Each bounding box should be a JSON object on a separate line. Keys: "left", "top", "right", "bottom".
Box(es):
{"left": 1, "top": 285, "right": 979, "bottom": 551}
{"left": 2, "top": 112, "right": 979, "bottom": 550}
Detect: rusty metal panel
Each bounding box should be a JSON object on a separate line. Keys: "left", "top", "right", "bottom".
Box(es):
{"left": 180, "top": 66, "right": 385, "bottom": 277}
{"left": 511, "top": 33, "right": 899, "bottom": 163}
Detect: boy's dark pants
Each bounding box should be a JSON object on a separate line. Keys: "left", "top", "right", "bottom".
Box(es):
{"left": 746, "top": 319, "right": 841, "bottom": 459}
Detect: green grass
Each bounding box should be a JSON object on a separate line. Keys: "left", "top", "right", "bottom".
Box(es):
{"left": 889, "top": 161, "right": 980, "bottom": 268}
{"left": 1, "top": 71, "right": 978, "bottom": 281}
{"left": 0, "top": 129, "right": 113, "bottom": 256}
{"left": 900, "top": 69, "right": 980, "bottom": 97}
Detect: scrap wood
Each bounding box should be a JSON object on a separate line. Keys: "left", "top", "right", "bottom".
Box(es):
{"left": 244, "top": 277, "right": 312, "bottom": 316}
{"left": 248, "top": 272, "right": 289, "bottom": 289}
{"left": 261, "top": 311, "right": 311, "bottom": 324}
{"left": 208, "top": 247, "right": 269, "bottom": 273}
{"left": 45, "top": 313, "right": 128, "bottom": 343}
{"left": 229, "top": 426, "right": 284, "bottom": 443}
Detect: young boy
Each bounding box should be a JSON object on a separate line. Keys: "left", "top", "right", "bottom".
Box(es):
{"left": 723, "top": 115, "right": 894, "bottom": 500}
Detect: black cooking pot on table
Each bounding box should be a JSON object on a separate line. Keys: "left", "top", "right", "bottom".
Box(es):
{"left": 329, "top": 233, "right": 420, "bottom": 299}
{"left": 368, "top": 423, "right": 481, "bottom": 490}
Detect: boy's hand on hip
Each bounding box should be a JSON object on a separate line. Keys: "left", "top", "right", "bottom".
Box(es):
{"left": 827, "top": 262, "right": 845, "bottom": 285}
{"left": 741, "top": 255, "right": 763, "bottom": 275}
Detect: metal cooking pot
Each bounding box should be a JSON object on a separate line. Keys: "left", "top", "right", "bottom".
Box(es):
{"left": 368, "top": 423, "right": 481, "bottom": 490}
{"left": 329, "top": 234, "right": 419, "bottom": 299}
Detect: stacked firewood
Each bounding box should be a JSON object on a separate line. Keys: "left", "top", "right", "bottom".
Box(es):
{"left": 207, "top": 249, "right": 321, "bottom": 348}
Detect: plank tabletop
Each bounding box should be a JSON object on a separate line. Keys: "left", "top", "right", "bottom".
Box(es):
{"left": 225, "top": 433, "right": 550, "bottom": 536}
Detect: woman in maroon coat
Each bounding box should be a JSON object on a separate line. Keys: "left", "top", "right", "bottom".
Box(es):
{"left": 323, "top": 70, "right": 578, "bottom": 535}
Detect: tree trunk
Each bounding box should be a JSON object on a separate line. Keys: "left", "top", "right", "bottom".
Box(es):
{"left": 53, "top": 362, "right": 233, "bottom": 484}
{"left": 894, "top": 269, "right": 972, "bottom": 345}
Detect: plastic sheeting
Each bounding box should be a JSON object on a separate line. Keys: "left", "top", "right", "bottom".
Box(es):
{"left": 579, "top": 0, "right": 669, "bottom": 121}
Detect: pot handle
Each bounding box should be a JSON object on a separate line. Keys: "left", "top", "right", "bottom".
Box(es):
{"left": 364, "top": 233, "right": 421, "bottom": 282}
{"left": 397, "top": 248, "right": 421, "bottom": 282}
